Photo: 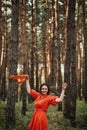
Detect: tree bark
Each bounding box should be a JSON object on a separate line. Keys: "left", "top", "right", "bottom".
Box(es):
{"left": 6, "top": 0, "right": 19, "bottom": 127}
{"left": 82, "top": 0, "right": 87, "bottom": 102}
{"left": 64, "top": 0, "right": 77, "bottom": 127}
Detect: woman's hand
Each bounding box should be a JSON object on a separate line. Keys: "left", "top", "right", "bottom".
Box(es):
{"left": 9, "top": 74, "right": 29, "bottom": 84}
{"left": 62, "top": 82, "right": 68, "bottom": 90}
{"left": 55, "top": 82, "right": 68, "bottom": 102}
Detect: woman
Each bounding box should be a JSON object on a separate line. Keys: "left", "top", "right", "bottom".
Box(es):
{"left": 26, "top": 77, "right": 67, "bottom": 130}
{"left": 9, "top": 74, "right": 67, "bottom": 130}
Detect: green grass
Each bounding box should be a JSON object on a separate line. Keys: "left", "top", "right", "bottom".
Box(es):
{"left": 0, "top": 100, "right": 87, "bottom": 130}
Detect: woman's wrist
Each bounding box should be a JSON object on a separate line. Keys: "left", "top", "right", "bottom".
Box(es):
{"left": 62, "top": 88, "right": 65, "bottom": 91}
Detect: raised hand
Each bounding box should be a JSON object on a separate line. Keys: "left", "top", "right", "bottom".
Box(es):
{"left": 9, "top": 74, "right": 28, "bottom": 84}
{"left": 62, "top": 82, "right": 68, "bottom": 90}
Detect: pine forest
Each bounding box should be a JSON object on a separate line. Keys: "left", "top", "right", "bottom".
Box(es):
{"left": 0, "top": 0, "right": 87, "bottom": 130}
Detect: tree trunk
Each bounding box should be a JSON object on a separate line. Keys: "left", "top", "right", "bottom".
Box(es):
{"left": 0, "top": 0, "right": 2, "bottom": 65}
{"left": 82, "top": 0, "right": 87, "bottom": 102}
{"left": 30, "top": 0, "right": 34, "bottom": 89}
{"left": 20, "top": 0, "right": 28, "bottom": 115}
{"left": 76, "top": 0, "right": 82, "bottom": 100}
{"left": 1, "top": 0, "right": 8, "bottom": 101}
{"left": 6, "top": 0, "right": 19, "bottom": 128}
{"left": 0, "top": 0, "right": 2, "bottom": 99}
{"left": 35, "top": 0, "right": 39, "bottom": 91}
{"left": 64, "top": 0, "right": 77, "bottom": 127}
{"left": 50, "top": 0, "right": 56, "bottom": 86}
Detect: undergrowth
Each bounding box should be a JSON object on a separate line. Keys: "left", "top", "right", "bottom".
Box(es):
{"left": 0, "top": 100, "right": 87, "bottom": 130}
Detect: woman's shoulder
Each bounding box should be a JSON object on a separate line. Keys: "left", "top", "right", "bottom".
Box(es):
{"left": 47, "top": 94, "right": 59, "bottom": 100}
{"left": 47, "top": 94, "right": 56, "bottom": 99}
{"left": 30, "top": 89, "right": 40, "bottom": 99}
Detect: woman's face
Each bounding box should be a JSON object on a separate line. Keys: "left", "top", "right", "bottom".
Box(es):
{"left": 41, "top": 85, "right": 48, "bottom": 95}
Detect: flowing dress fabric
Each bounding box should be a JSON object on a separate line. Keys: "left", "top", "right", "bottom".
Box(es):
{"left": 29, "top": 89, "right": 59, "bottom": 130}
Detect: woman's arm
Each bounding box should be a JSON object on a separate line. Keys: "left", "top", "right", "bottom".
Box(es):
{"left": 55, "top": 83, "right": 67, "bottom": 102}
{"left": 26, "top": 77, "right": 40, "bottom": 98}
{"left": 26, "top": 78, "right": 31, "bottom": 94}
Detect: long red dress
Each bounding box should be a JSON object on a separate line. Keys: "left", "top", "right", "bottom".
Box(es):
{"left": 29, "top": 89, "right": 59, "bottom": 130}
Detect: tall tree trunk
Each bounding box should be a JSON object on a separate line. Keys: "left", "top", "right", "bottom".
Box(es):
{"left": 64, "top": 0, "right": 77, "bottom": 127}
{"left": 54, "top": 0, "right": 62, "bottom": 111}
{"left": 30, "top": 0, "right": 34, "bottom": 89}
{"left": 6, "top": 0, "right": 19, "bottom": 127}
{"left": 50, "top": 0, "right": 56, "bottom": 86}
{"left": 46, "top": 1, "right": 52, "bottom": 86}
{"left": 42, "top": 1, "right": 51, "bottom": 85}
{"left": 82, "top": 0, "right": 87, "bottom": 102}
{"left": 70, "top": 1, "right": 77, "bottom": 126}
{"left": 35, "top": 0, "right": 39, "bottom": 91}
{"left": 20, "top": 0, "right": 28, "bottom": 115}
{"left": 28, "top": 0, "right": 36, "bottom": 102}
{"left": 0, "top": 0, "right": 2, "bottom": 64}
{"left": 76, "top": 0, "right": 82, "bottom": 100}
{"left": 1, "top": 0, "right": 8, "bottom": 101}
{"left": 64, "top": 0, "right": 71, "bottom": 120}
{"left": 0, "top": 0, "right": 2, "bottom": 98}
{"left": 42, "top": 22, "right": 47, "bottom": 82}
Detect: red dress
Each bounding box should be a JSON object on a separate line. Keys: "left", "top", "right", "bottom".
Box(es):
{"left": 29, "top": 89, "right": 59, "bottom": 130}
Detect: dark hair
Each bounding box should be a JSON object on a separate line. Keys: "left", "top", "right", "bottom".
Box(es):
{"left": 39, "top": 83, "right": 50, "bottom": 94}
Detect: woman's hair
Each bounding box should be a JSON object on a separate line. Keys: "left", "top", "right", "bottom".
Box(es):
{"left": 39, "top": 83, "right": 50, "bottom": 94}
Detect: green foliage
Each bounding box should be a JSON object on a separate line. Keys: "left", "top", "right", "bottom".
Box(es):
{"left": 76, "top": 100, "right": 87, "bottom": 129}
{"left": 0, "top": 101, "right": 6, "bottom": 129}
{"left": 0, "top": 100, "right": 87, "bottom": 130}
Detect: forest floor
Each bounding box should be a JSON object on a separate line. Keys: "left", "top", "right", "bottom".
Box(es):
{"left": 0, "top": 100, "right": 87, "bottom": 130}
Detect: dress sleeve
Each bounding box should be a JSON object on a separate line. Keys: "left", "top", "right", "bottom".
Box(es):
{"left": 49, "top": 96, "right": 59, "bottom": 106}
{"left": 30, "top": 89, "right": 40, "bottom": 99}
